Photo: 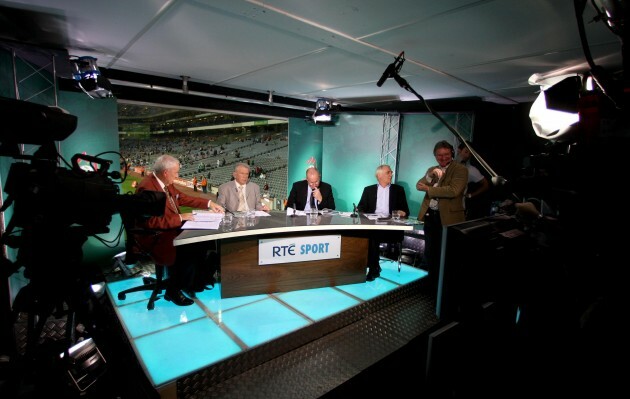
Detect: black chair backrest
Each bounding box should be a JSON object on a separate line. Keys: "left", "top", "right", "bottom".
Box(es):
{"left": 119, "top": 190, "right": 166, "bottom": 266}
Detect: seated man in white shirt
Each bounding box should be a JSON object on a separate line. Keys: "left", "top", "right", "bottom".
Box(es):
{"left": 357, "top": 165, "right": 410, "bottom": 281}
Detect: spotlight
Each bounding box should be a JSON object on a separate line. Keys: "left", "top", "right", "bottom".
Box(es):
{"left": 313, "top": 98, "right": 333, "bottom": 123}
{"left": 70, "top": 56, "right": 113, "bottom": 99}
{"left": 59, "top": 338, "right": 107, "bottom": 392}
{"left": 528, "top": 74, "right": 580, "bottom": 142}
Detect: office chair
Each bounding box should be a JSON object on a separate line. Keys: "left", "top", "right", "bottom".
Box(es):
{"left": 116, "top": 192, "right": 170, "bottom": 310}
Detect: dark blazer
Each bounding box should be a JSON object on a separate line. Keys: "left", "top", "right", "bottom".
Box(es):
{"left": 285, "top": 180, "right": 335, "bottom": 210}
{"left": 357, "top": 183, "right": 410, "bottom": 217}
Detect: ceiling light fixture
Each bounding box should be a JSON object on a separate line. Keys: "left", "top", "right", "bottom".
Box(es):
{"left": 312, "top": 98, "right": 333, "bottom": 123}
{"left": 70, "top": 56, "right": 113, "bottom": 99}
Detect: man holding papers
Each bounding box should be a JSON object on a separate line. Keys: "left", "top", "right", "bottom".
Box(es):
{"left": 135, "top": 154, "right": 224, "bottom": 306}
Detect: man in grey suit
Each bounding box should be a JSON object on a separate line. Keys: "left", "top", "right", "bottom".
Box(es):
{"left": 217, "top": 162, "right": 270, "bottom": 213}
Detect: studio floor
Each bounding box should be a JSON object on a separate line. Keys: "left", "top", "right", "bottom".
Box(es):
{"left": 105, "top": 258, "right": 428, "bottom": 396}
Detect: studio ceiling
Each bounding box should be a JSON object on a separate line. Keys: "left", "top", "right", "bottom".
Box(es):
{"left": 0, "top": 0, "right": 624, "bottom": 113}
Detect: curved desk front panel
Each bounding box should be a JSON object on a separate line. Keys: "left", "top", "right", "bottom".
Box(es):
{"left": 174, "top": 212, "right": 415, "bottom": 298}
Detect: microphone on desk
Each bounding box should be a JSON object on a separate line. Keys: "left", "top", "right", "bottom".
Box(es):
{"left": 351, "top": 203, "right": 358, "bottom": 218}
{"left": 290, "top": 202, "right": 297, "bottom": 217}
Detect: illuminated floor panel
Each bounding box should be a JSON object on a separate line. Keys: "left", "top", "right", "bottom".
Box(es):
{"left": 106, "top": 260, "right": 427, "bottom": 389}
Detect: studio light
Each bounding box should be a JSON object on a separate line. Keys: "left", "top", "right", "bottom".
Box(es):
{"left": 528, "top": 74, "right": 581, "bottom": 142}
{"left": 312, "top": 98, "right": 332, "bottom": 123}
{"left": 70, "top": 56, "right": 113, "bottom": 99}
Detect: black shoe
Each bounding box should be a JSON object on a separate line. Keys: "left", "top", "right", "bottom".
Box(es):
{"left": 192, "top": 275, "right": 216, "bottom": 292}
{"left": 164, "top": 290, "right": 194, "bottom": 306}
{"left": 366, "top": 268, "right": 380, "bottom": 282}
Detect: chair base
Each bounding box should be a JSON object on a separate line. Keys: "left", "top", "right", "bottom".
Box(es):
{"left": 117, "top": 265, "right": 167, "bottom": 310}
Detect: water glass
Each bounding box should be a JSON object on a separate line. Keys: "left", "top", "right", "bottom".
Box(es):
{"left": 246, "top": 211, "right": 256, "bottom": 227}
{"left": 392, "top": 210, "right": 401, "bottom": 221}
{"left": 222, "top": 214, "right": 233, "bottom": 231}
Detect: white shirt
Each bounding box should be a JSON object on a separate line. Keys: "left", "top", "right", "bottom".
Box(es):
{"left": 375, "top": 184, "right": 390, "bottom": 216}
{"left": 304, "top": 186, "right": 317, "bottom": 211}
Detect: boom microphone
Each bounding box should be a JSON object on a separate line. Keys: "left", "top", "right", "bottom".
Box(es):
{"left": 376, "top": 51, "right": 405, "bottom": 87}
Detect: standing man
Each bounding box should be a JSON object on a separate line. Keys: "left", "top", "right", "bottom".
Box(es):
{"left": 200, "top": 176, "right": 208, "bottom": 193}
{"left": 217, "top": 162, "right": 270, "bottom": 213}
{"left": 416, "top": 140, "right": 468, "bottom": 294}
{"left": 457, "top": 141, "right": 490, "bottom": 220}
{"left": 135, "top": 154, "right": 224, "bottom": 306}
{"left": 285, "top": 167, "right": 335, "bottom": 211}
{"left": 357, "top": 164, "right": 410, "bottom": 281}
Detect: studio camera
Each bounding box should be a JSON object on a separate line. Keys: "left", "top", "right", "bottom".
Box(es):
{"left": 0, "top": 96, "right": 164, "bottom": 282}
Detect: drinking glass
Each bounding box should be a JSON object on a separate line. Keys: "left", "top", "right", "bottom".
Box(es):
{"left": 222, "top": 214, "right": 233, "bottom": 231}
{"left": 392, "top": 210, "right": 401, "bottom": 221}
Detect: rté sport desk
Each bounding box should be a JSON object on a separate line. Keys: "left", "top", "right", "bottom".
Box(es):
{"left": 173, "top": 211, "right": 416, "bottom": 298}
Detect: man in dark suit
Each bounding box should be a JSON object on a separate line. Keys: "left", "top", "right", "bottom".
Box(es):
{"left": 286, "top": 167, "right": 335, "bottom": 211}
{"left": 357, "top": 164, "right": 410, "bottom": 281}
{"left": 136, "top": 154, "right": 224, "bottom": 306}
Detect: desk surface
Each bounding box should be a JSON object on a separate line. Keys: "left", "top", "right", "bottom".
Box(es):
{"left": 174, "top": 211, "right": 421, "bottom": 246}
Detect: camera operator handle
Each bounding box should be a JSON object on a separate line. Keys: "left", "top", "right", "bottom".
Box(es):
{"left": 71, "top": 153, "right": 112, "bottom": 176}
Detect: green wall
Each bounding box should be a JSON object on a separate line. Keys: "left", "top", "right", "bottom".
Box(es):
{"left": 286, "top": 118, "right": 323, "bottom": 197}
{"left": 287, "top": 113, "right": 472, "bottom": 217}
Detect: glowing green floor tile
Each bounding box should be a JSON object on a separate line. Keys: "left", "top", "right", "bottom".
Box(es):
{"left": 276, "top": 286, "right": 360, "bottom": 321}
{"left": 379, "top": 260, "right": 428, "bottom": 284}
{"left": 117, "top": 298, "right": 207, "bottom": 338}
{"left": 220, "top": 297, "right": 310, "bottom": 348}
{"left": 134, "top": 318, "right": 242, "bottom": 386}
{"left": 107, "top": 276, "right": 159, "bottom": 307}
{"left": 196, "top": 283, "right": 269, "bottom": 313}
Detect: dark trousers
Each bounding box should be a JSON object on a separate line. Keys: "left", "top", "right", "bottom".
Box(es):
{"left": 367, "top": 238, "right": 380, "bottom": 272}
{"left": 168, "top": 242, "right": 217, "bottom": 292}
{"left": 420, "top": 209, "right": 443, "bottom": 294}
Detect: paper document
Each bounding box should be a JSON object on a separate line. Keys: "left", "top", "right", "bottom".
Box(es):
{"left": 182, "top": 220, "right": 221, "bottom": 230}
{"left": 364, "top": 213, "right": 389, "bottom": 220}
{"left": 192, "top": 210, "right": 223, "bottom": 221}
{"left": 286, "top": 207, "right": 307, "bottom": 216}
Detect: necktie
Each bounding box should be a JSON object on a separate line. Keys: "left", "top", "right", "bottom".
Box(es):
{"left": 310, "top": 192, "right": 316, "bottom": 209}
{"left": 165, "top": 187, "right": 180, "bottom": 214}
{"left": 238, "top": 186, "right": 247, "bottom": 212}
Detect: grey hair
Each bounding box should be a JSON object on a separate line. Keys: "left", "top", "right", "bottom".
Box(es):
{"left": 234, "top": 162, "right": 250, "bottom": 172}
{"left": 375, "top": 164, "right": 391, "bottom": 177}
{"left": 153, "top": 155, "right": 180, "bottom": 174}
